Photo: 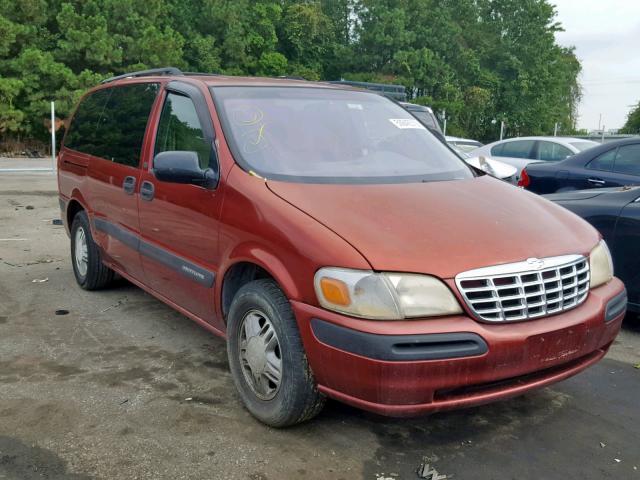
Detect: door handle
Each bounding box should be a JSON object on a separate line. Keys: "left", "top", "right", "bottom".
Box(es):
{"left": 123, "top": 176, "right": 136, "bottom": 195}
{"left": 587, "top": 178, "right": 605, "bottom": 186}
{"left": 140, "top": 180, "right": 155, "bottom": 201}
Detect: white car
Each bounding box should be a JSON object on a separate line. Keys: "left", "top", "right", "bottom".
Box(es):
{"left": 472, "top": 136, "right": 599, "bottom": 177}
{"left": 446, "top": 136, "right": 483, "bottom": 154}
{"left": 449, "top": 144, "right": 518, "bottom": 184}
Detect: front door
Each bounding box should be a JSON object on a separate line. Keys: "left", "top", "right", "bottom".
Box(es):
{"left": 138, "top": 82, "right": 223, "bottom": 326}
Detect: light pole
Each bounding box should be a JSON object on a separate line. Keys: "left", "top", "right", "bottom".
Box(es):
{"left": 441, "top": 109, "right": 447, "bottom": 136}
{"left": 50, "top": 101, "right": 56, "bottom": 172}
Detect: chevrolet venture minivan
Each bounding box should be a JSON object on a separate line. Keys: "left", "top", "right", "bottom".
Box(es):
{"left": 58, "top": 68, "right": 627, "bottom": 427}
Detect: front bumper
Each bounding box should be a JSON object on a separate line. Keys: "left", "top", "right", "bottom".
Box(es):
{"left": 293, "top": 278, "right": 626, "bottom": 417}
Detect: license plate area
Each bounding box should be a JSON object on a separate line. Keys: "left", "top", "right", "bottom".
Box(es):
{"left": 526, "top": 325, "right": 587, "bottom": 366}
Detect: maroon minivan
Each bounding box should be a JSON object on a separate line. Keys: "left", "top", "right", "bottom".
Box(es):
{"left": 58, "top": 68, "right": 627, "bottom": 427}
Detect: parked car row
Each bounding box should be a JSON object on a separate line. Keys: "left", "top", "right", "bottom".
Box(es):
{"left": 472, "top": 136, "right": 600, "bottom": 177}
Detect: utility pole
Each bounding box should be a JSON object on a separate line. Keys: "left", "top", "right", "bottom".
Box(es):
{"left": 442, "top": 109, "right": 447, "bottom": 136}
{"left": 601, "top": 125, "right": 605, "bottom": 143}
{"left": 500, "top": 120, "right": 505, "bottom": 140}
{"left": 50, "top": 101, "right": 56, "bottom": 172}
{"left": 598, "top": 113, "right": 602, "bottom": 131}
{"left": 554, "top": 122, "right": 559, "bottom": 136}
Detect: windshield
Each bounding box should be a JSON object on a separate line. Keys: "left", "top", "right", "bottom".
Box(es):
{"left": 211, "top": 87, "right": 472, "bottom": 183}
{"left": 570, "top": 141, "right": 599, "bottom": 152}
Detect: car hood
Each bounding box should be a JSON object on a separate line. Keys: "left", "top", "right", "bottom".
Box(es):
{"left": 267, "top": 176, "right": 599, "bottom": 279}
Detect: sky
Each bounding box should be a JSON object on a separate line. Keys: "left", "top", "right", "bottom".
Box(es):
{"left": 553, "top": 1, "right": 640, "bottom": 131}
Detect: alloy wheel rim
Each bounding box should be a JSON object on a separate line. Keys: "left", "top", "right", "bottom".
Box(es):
{"left": 238, "top": 309, "right": 282, "bottom": 400}
{"left": 74, "top": 227, "right": 88, "bottom": 277}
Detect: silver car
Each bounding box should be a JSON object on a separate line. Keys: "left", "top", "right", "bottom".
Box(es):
{"left": 472, "top": 136, "right": 599, "bottom": 177}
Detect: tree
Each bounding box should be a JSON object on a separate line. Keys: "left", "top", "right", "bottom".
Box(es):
{"left": 621, "top": 102, "right": 640, "bottom": 134}
{"left": 0, "top": 0, "right": 584, "bottom": 146}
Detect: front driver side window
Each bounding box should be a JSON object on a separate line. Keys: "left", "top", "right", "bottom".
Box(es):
{"left": 155, "top": 92, "right": 213, "bottom": 169}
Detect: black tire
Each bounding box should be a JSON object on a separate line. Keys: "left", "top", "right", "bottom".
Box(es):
{"left": 227, "top": 279, "right": 325, "bottom": 427}
{"left": 70, "top": 210, "right": 114, "bottom": 290}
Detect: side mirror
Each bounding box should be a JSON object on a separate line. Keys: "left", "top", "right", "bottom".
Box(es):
{"left": 153, "top": 151, "right": 218, "bottom": 189}
{"left": 465, "top": 155, "right": 517, "bottom": 181}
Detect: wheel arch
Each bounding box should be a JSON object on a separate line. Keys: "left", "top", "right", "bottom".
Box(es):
{"left": 219, "top": 246, "right": 301, "bottom": 322}
{"left": 65, "top": 189, "right": 89, "bottom": 230}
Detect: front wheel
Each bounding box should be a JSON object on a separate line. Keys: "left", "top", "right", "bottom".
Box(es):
{"left": 226, "top": 279, "right": 325, "bottom": 427}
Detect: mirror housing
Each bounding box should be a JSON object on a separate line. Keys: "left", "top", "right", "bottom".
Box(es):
{"left": 153, "top": 151, "right": 218, "bottom": 189}
{"left": 464, "top": 155, "right": 517, "bottom": 181}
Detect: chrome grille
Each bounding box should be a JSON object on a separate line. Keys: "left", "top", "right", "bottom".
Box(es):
{"left": 455, "top": 255, "right": 590, "bottom": 322}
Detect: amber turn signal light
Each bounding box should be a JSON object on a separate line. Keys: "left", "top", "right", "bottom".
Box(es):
{"left": 319, "top": 277, "right": 351, "bottom": 306}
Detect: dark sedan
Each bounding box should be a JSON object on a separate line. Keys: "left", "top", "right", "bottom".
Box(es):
{"left": 521, "top": 138, "right": 640, "bottom": 194}
{"left": 545, "top": 186, "right": 640, "bottom": 313}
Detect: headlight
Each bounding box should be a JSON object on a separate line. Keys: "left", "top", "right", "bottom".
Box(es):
{"left": 314, "top": 267, "right": 462, "bottom": 320}
{"left": 589, "top": 240, "right": 614, "bottom": 288}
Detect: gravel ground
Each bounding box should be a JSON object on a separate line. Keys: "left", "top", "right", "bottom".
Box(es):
{"left": 0, "top": 162, "right": 638, "bottom": 479}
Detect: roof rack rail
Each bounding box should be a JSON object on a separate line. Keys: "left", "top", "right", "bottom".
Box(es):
{"left": 181, "top": 71, "right": 221, "bottom": 77}
{"left": 101, "top": 67, "right": 183, "bottom": 84}
{"left": 327, "top": 80, "right": 406, "bottom": 101}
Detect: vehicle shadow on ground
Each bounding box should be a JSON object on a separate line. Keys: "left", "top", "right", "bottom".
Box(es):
{"left": 313, "top": 388, "right": 570, "bottom": 478}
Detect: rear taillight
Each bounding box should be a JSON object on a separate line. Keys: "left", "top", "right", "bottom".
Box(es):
{"left": 518, "top": 168, "right": 530, "bottom": 188}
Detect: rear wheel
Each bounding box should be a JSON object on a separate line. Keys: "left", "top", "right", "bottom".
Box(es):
{"left": 227, "top": 279, "right": 325, "bottom": 427}
{"left": 70, "top": 211, "right": 114, "bottom": 290}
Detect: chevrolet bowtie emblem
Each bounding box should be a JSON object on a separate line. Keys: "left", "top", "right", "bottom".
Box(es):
{"left": 526, "top": 257, "right": 545, "bottom": 269}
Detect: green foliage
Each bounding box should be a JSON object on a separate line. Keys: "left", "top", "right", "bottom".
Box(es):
{"left": 621, "top": 102, "right": 640, "bottom": 134}
{"left": 0, "top": 0, "right": 581, "bottom": 143}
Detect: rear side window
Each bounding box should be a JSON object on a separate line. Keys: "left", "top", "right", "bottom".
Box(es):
{"left": 94, "top": 83, "right": 159, "bottom": 167}
{"left": 154, "top": 92, "right": 213, "bottom": 169}
{"left": 490, "top": 143, "right": 504, "bottom": 156}
{"left": 499, "top": 140, "right": 535, "bottom": 159}
{"left": 64, "top": 89, "right": 111, "bottom": 155}
{"left": 536, "top": 141, "right": 573, "bottom": 161}
{"left": 613, "top": 144, "right": 640, "bottom": 176}
{"left": 587, "top": 148, "right": 616, "bottom": 171}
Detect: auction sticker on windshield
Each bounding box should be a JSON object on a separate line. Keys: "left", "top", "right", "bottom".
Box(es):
{"left": 389, "top": 118, "right": 426, "bottom": 129}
